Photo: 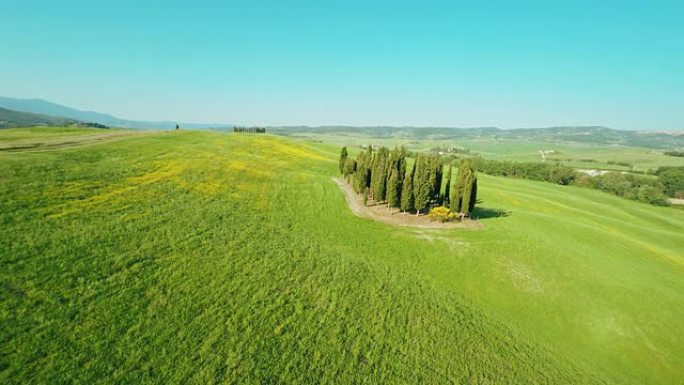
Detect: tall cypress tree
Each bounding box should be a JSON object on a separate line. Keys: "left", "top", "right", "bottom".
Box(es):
{"left": 413, "top": 154, "right": 432, "bottom": 215}
{"left": 339, "top": 147, "right": 348, "bottom": 174}
{"left": 444, "top": 165, "right": 452, "bottom": 206}
{"left": 386, "top": 168, "right": 400, "bottom": 209}
{"left": 369, "top": 152, "right": 378, "bottom": 200}
{"left": 461, "top": 171, "right": 474, "bottom": 216}
{"left": 343, "top": 158, "right": 356, "bottom": 181}
{"left": 397, "top": 146, "right": 407, "bottom": 182}
{"left": 400, "top": 161, "right": 415, "bottom": 212}
{"left": 468, "top": 175, "right": 478, "bottom": 214}
{"left": 450, "top": 161, "right": 468, "bottom": 213}
{"left": 353, "top": 150, "right": 371, "bottom": 194}
{"left": 370, "top": 147, "right": 389, "bottom": 203}
{"left": 430, "top": 155, "right": 444, "bottom": 203}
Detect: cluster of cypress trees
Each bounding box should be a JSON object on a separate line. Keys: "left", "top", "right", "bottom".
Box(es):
{"left": 339, "top": 146, "right": 478, "bottom": 217}
{"left": 233, "top": 126, "right": 266, "bottom": 133}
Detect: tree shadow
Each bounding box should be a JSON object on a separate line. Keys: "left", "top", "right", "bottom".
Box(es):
{"left": 472, "top": 206, "right": 511, "bottom": 220}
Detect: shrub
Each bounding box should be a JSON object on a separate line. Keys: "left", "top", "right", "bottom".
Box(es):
{"left": 428, "top": 206, "right": 456, "bottom": 222}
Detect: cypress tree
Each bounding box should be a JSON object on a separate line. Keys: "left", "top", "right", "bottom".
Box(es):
{"left": 413, "top": 154, "right": 432, "bottom": 215}
{"left": 339, "top": 147, "right": 348, "bottom": 174}
{"left": 468, "top": 175, "right": 478, "bottom": 214}
{"left": 369, "top": 152, "right": 378, "bottom": 200}
{"left": 352, "top": 151, "right": 362, "bottom": 193}
{"left": 430, "top": 155, "right": 443, "bottom": 203}
{"left": 364, "top": 146, "right": 373, "bottom": 191}
{"left": 353, "top": 151, "right": 370, "bottom": 194}
{"left": 396, "top": 150, "right": 406, "bottom": 204}
{"left": 386, "top": 168, "right": 400, "bottom": 209}
{"left": 397, "top": 146, "right": 407, "bottom": 182}
{"left": 461, "top": 171, "right": 474, "bottom": 217}
{"left": 371, "top": 147, "right": 389, "bottom": 203}
{"left": 450, "top": 161, "right": 468, "bottom": 213}
{"left": 343, "top": 158, "right": 356, "bottom": 181}
{"left": 400, "top": 162, "right": 415, "bottom": 212}
{"left": 444, "top": 165, "right": 452, "bottom": 206}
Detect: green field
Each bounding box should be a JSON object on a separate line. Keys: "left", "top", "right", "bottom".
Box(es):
{"left": 1, "top": 127, "right": 683, "bottom": 384}
{"left": 286, "top": 132, "right": 684, "bottom": 172}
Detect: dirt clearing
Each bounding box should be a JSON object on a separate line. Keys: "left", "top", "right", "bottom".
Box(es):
{"left": 333, "top": 177, "right": 483, "bottom": 230}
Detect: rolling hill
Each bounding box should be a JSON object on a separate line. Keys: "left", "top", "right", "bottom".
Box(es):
{"left": 0, "top": 97, "right": 233, "bottom": 130}
{"left": 271, "top": 125, "right": 684, "bottom": 149}
{"left": 0, "top": 107, "right": 79, "bottom": 128}
{"left": 1, "top": 127, "right": 682, "bottom": 384}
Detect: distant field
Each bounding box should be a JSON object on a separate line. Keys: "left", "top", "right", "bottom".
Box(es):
{"left": 1, "top": 127, "right": 683, "bottom": 384}
{"left": 286, "top": 132, "right": 684, "bottom": 172}
{"left": 0, "top": 126, "right": 136, "bottom": 152}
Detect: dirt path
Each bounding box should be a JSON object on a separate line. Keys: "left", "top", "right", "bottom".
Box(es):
{"left": 333, "top": 177, "right": 483, "bottom": 230}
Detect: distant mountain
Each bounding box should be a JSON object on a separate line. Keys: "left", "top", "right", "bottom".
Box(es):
{"left": 0, "top": 107, "right": 79, "bottom": 128}
{"left": 270, "top": 125, "right": 684, "bottom": 149}
{"left": 0, "top": 97, "right": 233, "bottom": 130}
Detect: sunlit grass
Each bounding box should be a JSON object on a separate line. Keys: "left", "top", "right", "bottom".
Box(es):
{"left": 1, "top": 127, "right": 683, "bottom": 384}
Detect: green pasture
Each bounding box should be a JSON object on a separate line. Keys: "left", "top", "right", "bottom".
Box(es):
{"left": 1, "top": 127, "right": 683, "bottom": 384}
{"left": 289, "top": 133, "right": 684, "bottom": 172}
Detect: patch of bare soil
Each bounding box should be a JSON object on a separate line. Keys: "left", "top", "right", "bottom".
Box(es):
{"left": 333, "top": 177, "right": 484, "bottom": 230}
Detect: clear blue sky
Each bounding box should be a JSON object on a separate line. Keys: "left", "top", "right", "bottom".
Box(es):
{"left": 2, "top": 0, "right": 683, "bottom": 130}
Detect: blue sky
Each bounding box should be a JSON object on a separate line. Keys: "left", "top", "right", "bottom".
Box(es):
{"left": 2, "top": 0, "right": 683, "bottom": 129}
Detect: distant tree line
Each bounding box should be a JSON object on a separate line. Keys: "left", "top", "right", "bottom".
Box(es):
{"left": 233, "top": 126, "right": 266, "bottom": 133}
{"left": 468, "top": 158, "right": 578, "bottom": 185}
{"left": 575, "top": 172, "right": 670, "bottom": 205}
{"left": 339, "top": 146, "right": 478, "bottom": 218}
{"left": 664, "top": 150, "right": 684, "bottom": 158}
{"left": 77, "top": 122, "right": 109, "bottom": 129}
{"left": 467, "top": 156, "right": 681, "bottom": 205}
{"left": 654, "top": 167, "right": 684, "bottom": 199}
{"left": 430, "top": 145, "right": 472, "bottom": 155}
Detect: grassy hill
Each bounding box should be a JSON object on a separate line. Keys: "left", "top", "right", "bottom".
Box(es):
{"left": 0, "top": 107, "right": 77, "bottom": 128}
{"left": 1, "top": 127, "right": 682, "bottom": 384}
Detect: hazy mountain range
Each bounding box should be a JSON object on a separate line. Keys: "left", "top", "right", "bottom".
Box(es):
{"left": 0, "top": 106, "right": 79, "bottom": 128}
{"left": 0, "top": 97, "right": 233, "bottom": 130}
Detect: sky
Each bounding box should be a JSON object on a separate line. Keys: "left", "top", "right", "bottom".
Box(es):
{"left": 1, "top": 0, "right": 683, "bottom": 130}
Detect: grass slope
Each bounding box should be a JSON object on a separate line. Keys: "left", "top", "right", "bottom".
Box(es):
{"left": 1, "top": 127, "right": 682, "bottom": 384}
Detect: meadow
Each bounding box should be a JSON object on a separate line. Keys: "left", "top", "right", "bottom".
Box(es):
{"left": 1, "top": 127, "right": 683, "bottom": 384}
{"left": 286, "top": 132, "right": 684, "bottom": 172}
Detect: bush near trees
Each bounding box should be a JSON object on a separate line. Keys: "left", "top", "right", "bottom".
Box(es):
{"left": 428, "top": 206, "right": 455, "bottom": 222}
{"left": 340, "top": 146, "right": 478, "bottom": 219}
